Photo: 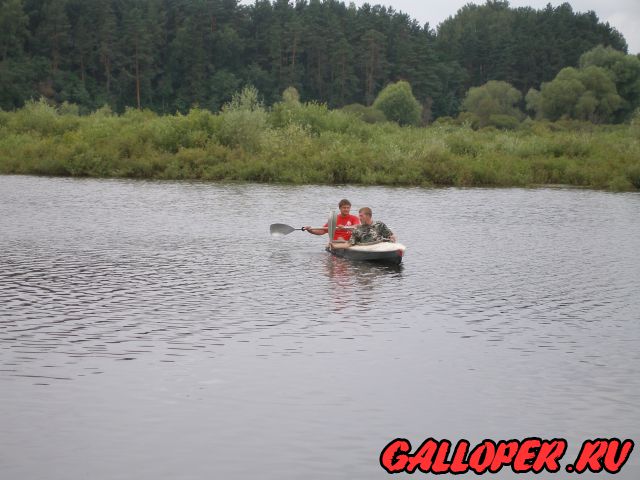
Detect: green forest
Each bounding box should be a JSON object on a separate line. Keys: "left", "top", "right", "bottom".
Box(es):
{"left": 0, "top": 0, "right": 632, "bottom": 118}
{"left": 1, "top": 0, "right": 639, "bottom": 191}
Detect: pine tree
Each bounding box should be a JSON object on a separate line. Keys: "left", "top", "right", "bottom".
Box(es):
{"left": 0, "top": 0, "right": 29, "bottom": 61}
{"left": 38, "top": 0, "right": 71, "bottom": 73}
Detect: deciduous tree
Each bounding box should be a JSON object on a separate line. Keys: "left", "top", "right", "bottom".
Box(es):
{"left": 372, "top": 80, "right": 421, "bottom": 126}
{"left": 461, "top": 80, "right": 522, "bottom": 128}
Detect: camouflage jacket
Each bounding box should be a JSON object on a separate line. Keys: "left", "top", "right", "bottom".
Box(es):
{"left": 350, "top": 221, "right": 393, "bottom": 244}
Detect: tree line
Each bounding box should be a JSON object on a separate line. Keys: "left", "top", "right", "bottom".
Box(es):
{"left": 0, "top": 0, "right": 629, "bottom": 119}
{"left": 450, "top": 45, "right": 640, "bottom": 128}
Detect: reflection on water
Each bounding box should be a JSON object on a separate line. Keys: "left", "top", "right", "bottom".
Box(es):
{"left": 1, "top": 176, "right": 639, "bottom": 480}
{"left": 324, "top": 255, "right": 403, "bottom": 312}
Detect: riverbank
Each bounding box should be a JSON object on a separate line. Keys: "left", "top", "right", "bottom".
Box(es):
{"left": 1, "top": 100, "right": 639, "bottom": 191}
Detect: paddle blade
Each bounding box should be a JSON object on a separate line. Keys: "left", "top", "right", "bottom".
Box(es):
{"left": 270, "top": 223, "right": 297, "bottom": 237}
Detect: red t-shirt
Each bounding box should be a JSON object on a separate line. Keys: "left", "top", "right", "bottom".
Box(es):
{"left": 324, "top": 214, "right": 360, "bottom": 241}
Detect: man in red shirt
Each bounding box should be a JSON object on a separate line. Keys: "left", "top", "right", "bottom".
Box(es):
{"left": 305, "top": 199, "right": 360, "bottom": 241}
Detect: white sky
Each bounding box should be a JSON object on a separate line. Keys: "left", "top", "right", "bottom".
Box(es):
{"left": 239, "top": 1, "right": 639, "bottom": 54}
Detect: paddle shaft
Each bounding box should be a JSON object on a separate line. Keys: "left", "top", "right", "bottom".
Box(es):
{"left": 269, "top": 222, "right": 355, "bottom": 237}
{"left": 305, "top": 226, "right": 355, "bottom": 231}
{"left": 297, "top": 226, "right": 356, "bottom": 230}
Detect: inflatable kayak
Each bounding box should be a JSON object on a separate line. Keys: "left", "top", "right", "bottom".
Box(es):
{"left": 325, "top": 209, "right": 405, "bottom": 264}
{"left": 326, "top": 241, "right": 406, "bottom": 265}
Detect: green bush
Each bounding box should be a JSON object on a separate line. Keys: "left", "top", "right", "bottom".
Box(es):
{"left": 455, "top": 111, "right": 481, "bottom": 129}
{"left": 0, "top": 89, "right": 638, "bottom": 192}
{"left": 341, "top": 104, "right": 387, "bottom": 124}
{"left": 432, "top": 116, "right": 455, "bottom": 126}
{"left": 608, "top": 176, "right": 634, "bottom": 191}
{"left": 216, "top": 86, "right": 267, "bottom": 150}
{"left": 446, "top": 133, "right": 480, "bottom": 157}
{"left": 461, "top": 80, "right": 522, "bottom": 128}
{"left": 626, "top": 164, "right": 640, "bottom": 189}
{"left": 372, "top": 81, "right": 422, "bottom": 126}
{"left": 488, "top": 114, "right": 520, "bottom": 130}
{"left": 534, "top": 62, "right": 625, "bottom": 123}
{"left": 8, "top": 98, "right": 79, "bottom": 136}
{"left": 281, "top": 86, "right": 300, "bottom": 104}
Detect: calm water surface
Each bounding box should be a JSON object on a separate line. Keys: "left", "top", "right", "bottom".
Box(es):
{"left": 1, "top": 176, "right": 639, "bottom": 479}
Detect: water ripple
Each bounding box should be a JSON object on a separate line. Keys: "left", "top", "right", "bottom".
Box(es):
{"left": 1, "top": 177, "right": 639, "bottom": 479}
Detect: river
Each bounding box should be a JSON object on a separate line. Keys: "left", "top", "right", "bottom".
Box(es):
{"left": 1, "top": 175, "right": 639, "bottom": 479}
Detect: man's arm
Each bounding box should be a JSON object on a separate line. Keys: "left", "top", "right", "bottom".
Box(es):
{"left": 305, "top": 225, "right": 354, "bottom": 235}
{"left": 304, "top": 226, "right": 327, "bottom": 236}
{"left": 380, "top": 222, "right": 397, "bottom": 242}
{"left": 349, "top": 227, "right": 362, "bottom": 245}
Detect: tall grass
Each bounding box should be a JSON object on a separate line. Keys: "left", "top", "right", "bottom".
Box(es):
{"left": 1, "top": 97, "right": 638, "bottom": 191}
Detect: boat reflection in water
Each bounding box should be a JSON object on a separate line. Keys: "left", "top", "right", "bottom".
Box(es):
{"left": 323, "top": 253, "right": 403, "bottom": 313}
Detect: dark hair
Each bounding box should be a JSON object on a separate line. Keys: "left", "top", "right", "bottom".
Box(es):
{"left": 359, "top": 207, "right": 372, "bottom": 216}
{"left": 338, "top": 199, "right": 351, "bottom": 207}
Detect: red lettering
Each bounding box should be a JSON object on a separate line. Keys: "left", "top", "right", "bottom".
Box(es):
{"left": 379, "top": 437, "right": 631, "bottom": 476}
{"left": 432, "top": 440, "right": 452, "bottom": 473}
{"left": 532, "top": 439, "right": 567, "bottom": 473}
{"left": 603, "top": 439, "right": 635, "bottom": 473}
{"left": 513, "top": 438, "right": 541, "bottom": 473}
{"left": 468, "top": 440, "right": 496, "bottom": 474}
{"left": 450, "top": 440, "right": 470, "bottom": 474}
{"left": 405, "top": 439, "right": 438, "bottom": 474}
{"left": 379, "top": 439, "right": 411, "bottom": 473}
{"left": 574, "top": 439, "right": 609, "bottom": 473}
{"left": 490, "top": 440, "right": 519, "bottom": 473}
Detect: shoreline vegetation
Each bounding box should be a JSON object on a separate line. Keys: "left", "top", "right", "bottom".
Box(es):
{"left": 2, "top": 1, "right": 639, "bottom": 192}
{"left": 1, "top": 95, "right": 639, "bottom": 192}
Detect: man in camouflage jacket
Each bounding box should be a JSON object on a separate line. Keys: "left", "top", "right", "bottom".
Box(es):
{"left": 350, "top": 207, "right": 397, "bottom": 245}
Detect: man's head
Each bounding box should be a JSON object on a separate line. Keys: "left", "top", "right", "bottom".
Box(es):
{"left": 338, "top": 199, "right": 352, "bottom": 216}
{"left": 358, "top": 207, "right": 373, "bottom": 225}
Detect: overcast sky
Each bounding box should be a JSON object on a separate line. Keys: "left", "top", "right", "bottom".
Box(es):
{"left": 239, "top": 1, "right": 639, "bottom": 54}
